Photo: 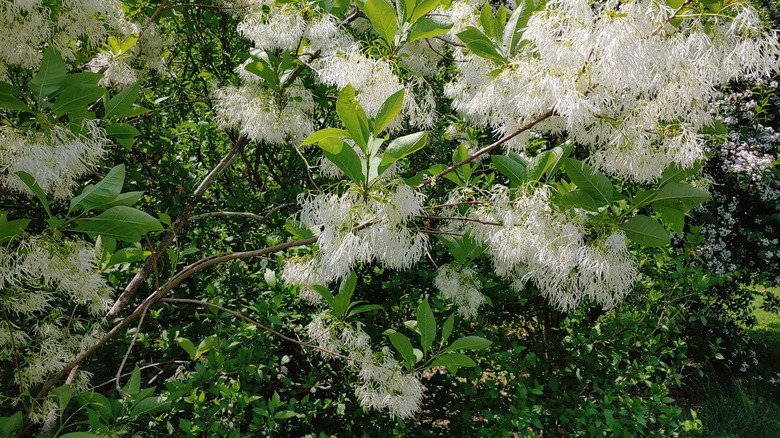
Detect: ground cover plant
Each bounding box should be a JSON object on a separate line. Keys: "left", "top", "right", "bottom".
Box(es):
{"left": 0, "top": 0, "right": 779, "bottom": 436}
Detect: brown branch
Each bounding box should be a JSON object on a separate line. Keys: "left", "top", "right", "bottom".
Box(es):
{"left": 417, "top": 109, "right": 556, "bottom": 189}
{"left": 416, "top": 215, "right": 502, "bottom": 226}
{"left": 188, "top": 204, "right": 296, "bottom": 223}
{"left": 107, "top": 135, "right": 249, "bottom": 319}
{"left": 425, "top": 201, "right": 490, "bottom": 210}
{"left": 160, "top": 298, "right": 349, "bottom": 359}
{"left": 125, "top": 97, "right": 212, "bottom": 124}
{"left": 652, "top": 0, "right": 695, "bottom": 36}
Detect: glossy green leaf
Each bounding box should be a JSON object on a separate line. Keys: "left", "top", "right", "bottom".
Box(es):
{"left": 378, "top": 131, "right": 428, "bottom": 175}
{"left": 358, "top": 0, "right": 398, "bottom": 44}
{"left": 621, "top": 215, "right": 671, "bottom": 247}
{"left": 176, "top": 338, "right": 197, "bottom": 360}
{"left": 388, "top": 331, "right": 417, "bottom": 365}
{"left": 15, "top": 171, "right": 51, "bottom": 218}
{"left": 73, "top": 206, "right": 164, "bottom": 242}
{"left": 52, "top": 83, "right": 105, "bottom": 116}
{"left": 565, "top": 158, "right": 613, "bottom": 205}
{"left": 311, "top": 285, "right": 334, "bottom": 306}
{"left": 52, "top": 384, "right": 72, "bottom": 411}
{"left": 503, "top": 0, "right": 539, "bottom": 54}
{"left": 416, "top": 300, "right": 436, "bottom": 354}
{"left": 300, "top": 128, "right": 350, "bottom": 146}
{"left": 492, "top": 155, "right": 527, "bottom": 186}
{"left": 105, "top": 82, "right": 140, "bottom": 118}
{"left": 654, "top": 205, "right": 686, "bottom": 234}
{"left": 0, "top": 94, "right": 31, "bottom": 112}
{"left": 652, "top": 182, "right": 710, "bottom": 212}
{"left": 69, "top": 164, "right": 126, "bottom": 213}
{"left": 123, "top": 366, "right": 141, "bottom": 397}
{"left": 458, "top": 27, "right": 507, "bottom": 64}
{"left": 526, "top": 151, "right": 556, "bottom": 182}
{"left": 546, "top": 140, "right": 575, "bottom": 179}
{"left": 285, "top": 219, "right": 314, "bottom": 240}
{"left": 373, "top": 88, "right": 404, "bottom": 134}
{"left": 120, "top": 33, "right": 140, "bottom": 53}
{"left": 410, "top": 0, "right": 440, "bottom": 23}
{"left": 631, "top": 189, "right": 657, "bottom": 209}
{"left": 441, "top": 313, "right": 455, "bottom": 346}
{"left": 658, "top": 162, "right": 702, "bottom": 187}
{"left": 28, "top": 47, "right": 67, "bottom": 102}
{"left": 560, "top": 190, "right": 598, "bottom": 211}
{"left": 129, "top": 397, "right": 170, "bottom": 418}
{"left": 0, "top": 214, "right": 30, "bottom": 244}
{"left": 336, "top": 84, "right": 370, "bottom": 152}
{"left": 0, "top": 411, "right": 23, "bottom": 438}
{"left": 407, "top": 17, "right": 453, "bottom": 43}
{"left": 444, "top": 335, "right": 491, "bottom": 352}
{"left": 430, "top": 353, "right": 477, "bottom": 367}
{"left": 105, "top": 123, "right": 141, "bottom": 139}
{"left": 348, "top": 304, "right": 384, "bottom": 317}
{"left": 318, "top": 138, "right": 365, "bottom": 183}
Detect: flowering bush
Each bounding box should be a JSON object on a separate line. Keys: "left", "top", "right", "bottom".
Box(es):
{"left": 0, "top": 0, "right": 779, "bottom": 436}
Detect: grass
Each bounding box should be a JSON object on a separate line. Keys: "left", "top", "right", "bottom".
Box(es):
{"left": 694, "top": 287, "right": 780, "bottom": 438}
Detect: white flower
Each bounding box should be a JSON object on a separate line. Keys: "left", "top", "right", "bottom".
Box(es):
{"left": 434, "top": 263, "right": 485, "bottom": 319}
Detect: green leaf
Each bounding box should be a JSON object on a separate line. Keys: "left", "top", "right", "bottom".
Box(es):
{"left": 15, "top": 171, "right": 51, "bottom": 218}
{"left": 273, "top": 410, "right": 297, "bottom": 420}
{"left": 318, "top": 138, "right": 365, "bottom": 183}
{"left": 546, "top": 140, "right": 575, "bottom": 179}
{"left": 336, "top": 84, "right": 370, "bottom": 152}
{"left": 129, "top": 397, "right": 169, "bottom": 418}
{"left": 526, "top": 151, "right": 556, "bottom": 182}
{"left": 123, "top": 366, "right": 141, "bottom": 397}
{"left": 480, "top": 3, "right": 497, "bottom": 40}
{"left": 52, "top": 83, "right": 105, "bottom": 117}
{"left": 176, "top": 337, "right": 197, "bottom": 360}
{"left": 358, "top": 0, "right": 398, "bottom": 44}
{"left": 560, "top": 190, "right": 598, "bottom": 211}
{"left": 28, "top": 47, "right": 67, "bottom": 102}
{"left": 311, "top": 285, "right": 334, "bottom": 306}
{"left": 106, "top": 247, "right": 150, "bottom": 267}
{"left": 373, "top": 88, "right": 404, "bottom": 134}
{"left": 654, "top": 205, "right": 686, "bottom": 234}
{"left": 652, "top": 182, "right": 710, "bottom": 213}
{"left": 285, "top": 219, "right": 314, "bottom": 240}
{"left": 387, "top": 331, "right": 416, "bottom": 365}
{"left": 120, "top": 33, "right": 140, "bottom": 53}
{"left": 410, "top": 0, "right": 440, "bottom": 22}
{"left": 73, "top": 206, "right": 164, "bottom": 242}
{"left": 457, "top": 27, "right": 506, "bottom": 64}
{"left": 0, "top": 412, "right": 23, "bottom": 438}
{"left": 245, "top": 59, "right": 277, "bottom": 86}
{"left": 658, "top": 162, "right": 702, "bottom": 187}
{"left": 93, "top": 191, "right": 144, "bottom": 211}
{"left": 492, "top": 155, "right": 527, "bottom": 186}
{"left": 630, "top": 188, "right": 657, "bottom": 209}
{"left": 0, "top": 214, "right": 30, "bottom": 244}
{"left": 105, "top": 82, "right": 140, "bottom": 118}
{"left": 441, "top": 313, "right": 455, "bottom": 346}
{"left": 104, "top": 123, "right": 141, "bottom": 139}
{"left": 69, "top": 164, "right": 126, "bottom": 213}
{"left": 444, "top": 335, "right": 491, "bottom": 352}
{"left": 0, "top": 81, "right": 22, "bottom": 96}
{"left": 699, "top": 120, "right": 728, "bottom": 135}
{"left": 621, "top": 215, "right": 671, "bottom": 247}
{"left": 503, "top": 0, "right": 538, "bottom": 54}
{"left": 430, "top": 353, "right": 477, "bottom": 367}
{"left": 339, "top": 271, "right": 357, "bottom": 300}
{"left": 348, "top": 304, "right": 384, "bottom": 317}
{"left": 378, "top": 131, "right": 428, "bottom": 175}
{"left": 407, "top": 18, "right": 453, "bottom": 43}
{"left": 300, "top": 128, "right": 350, "bottom": 146}
{"left": 416, "top": 300, "right": 436, "bottom": 354}
{"left": 564, "top": 158, "right": 613, "bottom": 205}
{"left": 52, "top": 384, "right": 72, "bottom": 411}
{"left": 0, "top": 94, "right": 31, "bottom": 112}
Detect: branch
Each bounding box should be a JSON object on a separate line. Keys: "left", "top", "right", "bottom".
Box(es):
{"left": 434, "top": 35, "right": 466, "bottom": 48}
{"left": 416, "top": 215, "right": 502, "bottom": 226}
{"left": 651, "top": 0, "right": 695, "bottom": 37}
{"left": 188, "top": 205, "right": 296, "bottom": 223}
{"left": 107, "top": 135, "right": 250, "bottom": 318}
{"left": 125, "top": 97, "right": 212, "bottom": 124}
{"left": 160, "top": 298, "right": 349, "bottom": 359}
{"left": 417, "top": 109, "right": 556, "bottom": 189}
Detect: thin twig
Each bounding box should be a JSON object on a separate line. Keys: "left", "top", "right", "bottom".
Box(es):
{"left": 188, "top": 204, "right": 296, "bottom": 223}
{"left": 416, "top": 215, "right": 502, "bottom": 226}
{"left": 126, "top": 97, "right": 212, "bottom": 124}
{"left": 417, "top": 109, "right": 556, "bottom": 189}
{"left": 293, "top": 145, "right": 319, "bottom": 188}
{"left": 115, "top": 301, "right": 151, "bottom": 397}
{"left": 651, "top": 0, "right": 695, "bottom": 36}
{"left": 434, "top": 35, "right": 466, "bottom": 48}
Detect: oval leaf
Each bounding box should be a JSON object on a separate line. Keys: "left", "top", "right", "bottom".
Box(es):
{"left": 621, "top": 215, "right": 671, "bottom": 247}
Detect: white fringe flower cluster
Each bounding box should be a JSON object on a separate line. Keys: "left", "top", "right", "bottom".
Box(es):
{"left": 0, "top": 0, "right": 124, "bottom": 75}
{"left": 468, "top": 186, "right": 637, "bottom": 311}
{"left": 283, "top": 183, "right": 427, "bottom": 299}
{"left": 0, "top": 121, "right": 109, "bottom": 200}
{"left": 434, "top": 264, "right": 485, "bottom": 319}
{"left": 444, "top": 0, "right": 780, "bottom": 182}
{"left": 0, "top": 237, "right": 112, "bottom": 396}
{"left": 305, "top": 315, "right": 423, "bottom": 419}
